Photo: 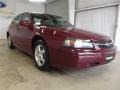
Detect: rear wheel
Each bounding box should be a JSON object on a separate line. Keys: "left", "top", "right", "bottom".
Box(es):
{"left": 34, "top": 40, "right": 50, "bottom": 70}
{"left": 7, "top": 35, "right": 15, "bottom": 49}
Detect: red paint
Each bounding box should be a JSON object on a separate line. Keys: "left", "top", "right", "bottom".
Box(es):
{"left": 7, "top": 12, "right": 117, "bottom": 69}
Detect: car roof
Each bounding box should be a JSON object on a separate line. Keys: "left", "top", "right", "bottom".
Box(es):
{"left": 19, "top": 12, "right": 60, "bottom": 18}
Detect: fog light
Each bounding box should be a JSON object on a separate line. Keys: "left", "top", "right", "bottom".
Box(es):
{"left": 106, "top": 56, "right": 113, "bottom": 61}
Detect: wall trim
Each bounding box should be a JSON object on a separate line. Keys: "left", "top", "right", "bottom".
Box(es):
{"left": 75, "top": 2, "right": 120, "bottom": 12}
{"left": 69, "top": 0, "right": 75, "bottom": 25}
{"left": 115, "top": 4, "right": 120, "bottom": 51}
{"left": 44, "top": 0, "right": 57, "bottom": 5}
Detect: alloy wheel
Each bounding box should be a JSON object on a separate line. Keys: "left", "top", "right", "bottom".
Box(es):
{"left": 35, "top": 45, "right": 46, "bottom": 67}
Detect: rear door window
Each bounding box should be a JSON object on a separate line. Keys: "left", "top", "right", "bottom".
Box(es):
{"left": 12, "top": 15, "right": 21, "bottom": 25}
{"left": 21, "top": 13, "right": 30, "bottom": 21}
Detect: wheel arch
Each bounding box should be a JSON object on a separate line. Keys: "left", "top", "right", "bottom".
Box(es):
{"left": 31, "top": 35, "right": 48, "bottom": 52}
{"left": 7, "top": 32, "right": 10, "bottom": 39}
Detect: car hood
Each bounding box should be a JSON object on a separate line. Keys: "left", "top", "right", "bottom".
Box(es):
{"left": 60, "top": 27, "right": 110, "bottom": 41}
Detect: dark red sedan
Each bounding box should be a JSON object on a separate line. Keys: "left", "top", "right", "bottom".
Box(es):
{"left": 7, "top": 12, "right": 116, "bottom": 70}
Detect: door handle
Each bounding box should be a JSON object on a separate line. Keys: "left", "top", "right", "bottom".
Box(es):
{"left": 17, "top": 28, "right": 19, "bottom": 31}
{"left": 41, "top": 29, "right": 45, "bottom": 34}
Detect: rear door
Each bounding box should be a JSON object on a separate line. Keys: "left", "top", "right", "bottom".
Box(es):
{"left": 16, "top": 13, "right": 32, "bottom": 52}
{"left": 10, "top": 15, "right": 21, "bottom": 46}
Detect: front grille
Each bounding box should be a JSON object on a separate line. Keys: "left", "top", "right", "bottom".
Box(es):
{"left": 95, "top": 40, "right": 113, "bottom": 49}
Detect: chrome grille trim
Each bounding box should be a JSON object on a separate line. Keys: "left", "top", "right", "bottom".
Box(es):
{"left": 94, "top": 40, "right": 113, "bottom": 49}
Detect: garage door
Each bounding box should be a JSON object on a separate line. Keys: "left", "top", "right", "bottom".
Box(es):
{"left": 0, "top": 16, "right": 12, "bottom": 39}
{"left": 75, "top": 6, "right": 118, "bottom": 40}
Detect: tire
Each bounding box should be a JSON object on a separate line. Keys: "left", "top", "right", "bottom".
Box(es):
{"left": 7, "top": 35, "right": 15, "bottom": 49}
{"left": 33, "top": 40, "right": 50, "bottom": 70}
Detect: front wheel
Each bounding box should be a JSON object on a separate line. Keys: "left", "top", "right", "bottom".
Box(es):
{"left": 34, "top": 40, "right": 50, "bottom": 70}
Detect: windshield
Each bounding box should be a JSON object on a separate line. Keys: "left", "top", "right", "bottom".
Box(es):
{"left": 47, "top": 15, "right": 73, "bottom": 27}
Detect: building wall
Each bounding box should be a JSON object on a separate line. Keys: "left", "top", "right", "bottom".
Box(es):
{"left": 46, "top": 0, "right": 69, "bottom": 20}
{"left": 75, "top": 0, "right": 120, "bottom": 50}
{"left": 0, "top": 0, "right": 45, "bottom": 39}
{"left": 68, "top": 0, "right": 75, "bottom": 25}
{"left": 0, "top": 0, "right": 45, "bottom": 15}
{"left": 75, "top": 6, "right": 118, "bottom": 40}
{"left": 115, "top": 5, "right": 120, "bottom": 51}
{"left": 76, "top": 0, "right": 120, "bottom": 10}
{"left": 16, "top": 0, "right": 45, "bottom": 15}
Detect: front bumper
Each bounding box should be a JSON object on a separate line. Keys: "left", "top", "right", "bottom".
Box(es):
{"left": 51, "top": 46, "right": 117, "bottom": 69}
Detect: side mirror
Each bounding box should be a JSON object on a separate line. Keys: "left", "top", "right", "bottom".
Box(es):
{"left": 19, "top": 20, "right": 29, "bottom": 26}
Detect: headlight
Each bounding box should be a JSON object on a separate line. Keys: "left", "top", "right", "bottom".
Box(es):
{"left": 63, "top": 38, "right": 94, "bottom": 48}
